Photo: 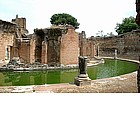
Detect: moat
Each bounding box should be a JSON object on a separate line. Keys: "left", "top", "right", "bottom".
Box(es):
{"left": 0, "top": 59, "right": 138, "bottom": 86}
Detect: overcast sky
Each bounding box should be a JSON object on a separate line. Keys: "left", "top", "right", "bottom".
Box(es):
{"left": 0, "top": 0, "right": 137, "bottom": 37}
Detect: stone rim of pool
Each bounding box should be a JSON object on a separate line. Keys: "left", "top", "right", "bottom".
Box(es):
{"left": 0, "top": 57, "right": 139, "bottom": 86}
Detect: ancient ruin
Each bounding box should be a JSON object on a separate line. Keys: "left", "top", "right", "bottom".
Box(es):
{"left": 0, "top": 14, "right": 140, "bottom": 71}
{"left": 0, "top": 10, "right": 140, "bottom": 92}
{"left": 0, "top": 15, "right": 97, "bottom": 69}
{"left": 0, "top": 15, "right": 100, "bottom": 73}
{"left": 136, "top": 0, "right": 140, "bottom": 26}
{"left": 136, "top": 0, "right": 140, "bottom": 92}
{"left": 74, "top": 56, "right": 91, "bottom": 86}
{"left": 33, "top": 25, "right": 79, "bottom": 66}
{"left": 137, "top": 56, "right": 140, "bottom": 92}
{"left": 0, "top": 15, "right": 30, "bottom": 67}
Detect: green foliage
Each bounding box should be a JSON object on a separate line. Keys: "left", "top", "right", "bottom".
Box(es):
{"left": 115, "top": 16, "right": 140, "bottom": 35}
{"left": 50, "top": 13, "right": 80, "bottom": 29}
{"left": 106, "top": 32, "right": 115, "bottom": 37}
{"left": 96, "top": 30, "right": 104, "bottom": 37}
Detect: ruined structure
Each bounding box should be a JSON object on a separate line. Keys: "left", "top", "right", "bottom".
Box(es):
{"left": 136, "top": 0, "right": 140, "bottom": 26}
{"left": 138, "top": 56, "right": 140, "bottom": 93}
{"left": 32, "top": 25, "right": 79, "bottom": 66}
{"left": 0, "top": 16, "right": 90, "bottom": 67}
{"left": 0, "top": 20, "right": 16, "bottom": 65}
{"left": 136, "top": 0, "right": 140, "bottom": 93}
{"left": 86, "top": 30, "right": 140, "bottom": 60}
{"left": 1, "top": 14, "right": 140, "bottom": 68}
{"left": 0, "top": 15, "right": 30, "bottom": 66}
{"left": 79, "top": 31, "right": 96, "bottom": 58}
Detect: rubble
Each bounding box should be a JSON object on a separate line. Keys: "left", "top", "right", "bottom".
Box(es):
{"left": 0, "top": 57, "right": 104, "bottom": 71}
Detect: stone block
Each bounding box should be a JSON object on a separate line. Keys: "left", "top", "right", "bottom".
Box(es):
{"left": 74, "top": 76, "right": 91, "bottom": 86}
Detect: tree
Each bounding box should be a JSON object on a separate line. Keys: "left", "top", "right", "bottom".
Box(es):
{"left": 106, "top": 32, "right": 115, "bottom": 37}
{"left": 115, "top": 16, "right": 140, "bottom": 35}
{"left": 50, "top": 13, "right": 80, "bottom": 29}
{"left": 96, "top": 30, "right": 104, "bottom": 37}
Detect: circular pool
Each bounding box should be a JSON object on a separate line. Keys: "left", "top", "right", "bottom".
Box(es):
{"left": 0, "top": 59, "right": 138, "bottom": 86}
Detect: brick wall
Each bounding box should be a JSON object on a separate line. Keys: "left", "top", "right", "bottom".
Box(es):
{"left": 87, "top": 30, "right": 140, "bottom": 60}
{"left": 0, "top": 33, "right": 14, "bottom": 61}
{"left": 19, "top": 41, "right": 30, "bottom": 63}
{"left": 0, "top": 17, "right": 31, "bottom": 65}
{"left": 33, "top": 26, "right": 79, "bottom": 66}
{"left": 41, "top": 41, "right": 47, "bottom": 64}
{"left": 0, "top": 20, "right": 16, "bottom": 62}
{"left": 60, "top": 27, "right": 79, "bottom": 65}
{"left": 12, "top": 15, "right": 28, "bottom": 34}
{"left": 45, "top": 28, "right": 62, "bottom": 66}
{"left": 29, "top": 38, "right": 36, "bottom": 64}
{"left": 79, "top": 31, "right": 96, "bottom": 58}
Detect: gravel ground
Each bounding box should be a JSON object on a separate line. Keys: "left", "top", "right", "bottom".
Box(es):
{"left": 49, "top": 72, "right": 138, "bottom": 93}
{"left": 0, "top": 71, "right": 138, "bottom": 93}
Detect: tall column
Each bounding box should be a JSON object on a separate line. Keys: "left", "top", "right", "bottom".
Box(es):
{"left": 138, "top": 56, "right": 140, "bottom": 93}
{"left": 136, "top": 1, "right": 140, "bottom": 92}
{"left": 41, "top": 41, "right": 47, "bottom": 64}
{"left": 29, "top": 39, "right": 36, "bottom": 64}
{"left": 114, "top": 49, "right": 117, "bottom": 59}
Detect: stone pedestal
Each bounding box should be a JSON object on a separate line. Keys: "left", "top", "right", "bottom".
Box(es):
{"left": 74, "top": 75, "right": 91, "bottom": 86}
{"left": 74, "top": 56, "right": 91, "bottom": 86}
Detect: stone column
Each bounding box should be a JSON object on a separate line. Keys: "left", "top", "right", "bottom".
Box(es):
{"left": 136, "top": 1, "right": 140, "bottom": 92}
{"left": 78, "top": 56, "right": 88, "bottom": 78}
{"left": 41, "top": 41, "right": 47, "bottom": 64}
{"left": 114, "top": 49, "right": 117, "bottom": 59}
{"left": 29, "top": 39, "right": 36, "bottom": 64}
{"left": 137, "top": 56, "right": 140, "bottom": 93}
{"left": 96, "top": 45, "right": 99, "bottom": 58}
{"left": 74, "top": 56, "right": 91, "bottom": 86}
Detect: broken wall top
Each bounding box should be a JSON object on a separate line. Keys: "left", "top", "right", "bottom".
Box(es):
{"left": 34, "top": 25, "right": 77, "bottom": 44}
{"left": 0, "top": 20, "right": 16, "bottom": 33}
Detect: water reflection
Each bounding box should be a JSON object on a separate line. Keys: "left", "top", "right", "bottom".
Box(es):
{"left": 0, "top": 59, "right": 138, "bottom": 86}
{"left": 0, "top": 69, "right": 78, "bottom": 86}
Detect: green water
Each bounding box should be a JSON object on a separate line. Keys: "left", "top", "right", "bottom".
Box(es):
{"left": 0, "top": 59, "right": 138, "bottom": 86}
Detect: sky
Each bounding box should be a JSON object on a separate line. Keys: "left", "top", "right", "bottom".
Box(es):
{"left": 0, "top": 0, "right": 137, "bottom": 37}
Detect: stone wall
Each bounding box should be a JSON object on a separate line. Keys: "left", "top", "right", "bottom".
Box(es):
{"left": 136, "top": 0, "right": 140, "bottom": 26}
{"left": 89, "top": 30, "right": 140, "bottom": 60}
{"left": 136, "top": 0, "right": 140, "bottom": 92}
{"left": 0, "top": 20, "right": 16, "bottom": 33}
{"left": 33, "top": 26, "right": 79, "bottom": 66}
{"left": 12, "top": 15, "right": 28, "bottom": 36}
{"left": 19, "top": 41, "right": 30, "bottom": 63}
{"left": 79, "top": 31, "right": 96, "bottom": 58}
{"left": 0, "top": 16, "right": 31, "bottom": 65}
{"left": 60, "top": 26, "right": 79, "bottom": 65}
{"left": 45, "top": 28, "right": 62, "bottom": 66}
{"left": 78, "top": 29, "right": 140, "bottom": 60}
{"left": 2, "top": 15, "right": 140, "bottom": 67}
{"left": 29, "top": 38, "right": 36, "bottom": 64}
{"left": 0, "top": 33, "right": 14, "bottom": 60}
{"left": 0, "top": 20, "right": 16, "bottom": 63}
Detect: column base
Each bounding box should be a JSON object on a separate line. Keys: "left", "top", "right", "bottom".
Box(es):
{"left": 74, "top": 76, "right": 91, "bottom": 86}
